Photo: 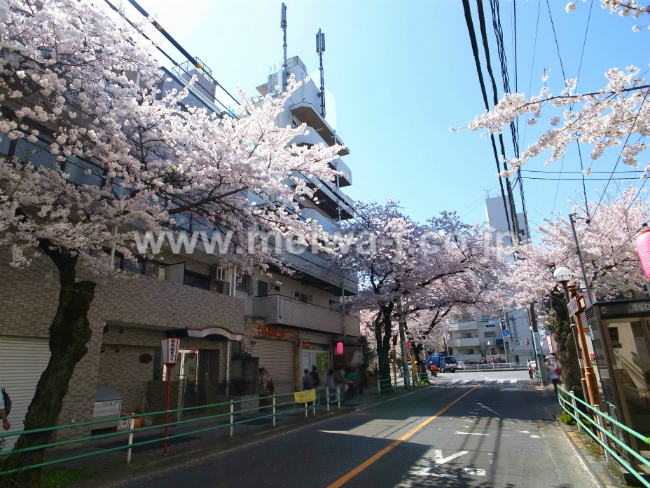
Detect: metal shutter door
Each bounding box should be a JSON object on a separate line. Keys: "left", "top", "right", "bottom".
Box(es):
{"left": 0, "top": 337, "right": 51, "bottom": 449}
{"left": 254, "top": 339, "right": 294, "bottom": 394}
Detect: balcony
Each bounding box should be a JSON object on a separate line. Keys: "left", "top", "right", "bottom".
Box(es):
{"left": 289, "top": 102, "right": 350, "bottom": 157}
{"left": 294, "top": 170, "right": 354, "bottom": 220}
{"left": 448, "top": 321, "right": 479, "bottom": 331}
{"left": 300, "top": 207, "right": 340, "bottom": 235}
{"left": 330, "top": 158, "right": 352, "bottom": 187}
{"left": 279, "top": 249, "right": 358, "bottom": 295}
{"left": 446, "top": 337, "right": 481, "bottom": 348}
{"left": 253, "top": 295, "right": 360, "bottom": 336}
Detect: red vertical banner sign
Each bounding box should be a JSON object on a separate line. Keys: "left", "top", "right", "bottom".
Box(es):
{"left": 161, "top": 338, "right": 181, "bottom": 455}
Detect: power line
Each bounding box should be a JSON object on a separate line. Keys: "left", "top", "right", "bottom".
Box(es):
{"left": 125, "top": 0, "right": 242, "bottom": 109}
{"left": 575, "top": 0, "right": 594, "bottom": 218}
{"left": 461, "top": 0, "right": 513, "bottom": 237}
{"left": 524, "top": 176, "right": 640, "bottom": 181}
{"left": 521, "top": 0, "right": 541, "bottom": 149}
{"left": 103, "top": 0, "right": 237, "bottom": 117}
{"left": 522, "top": 169, "right": 644, "bottom": 174}
{"left": 477, "top": 0, "right": 520, "bottom": 239}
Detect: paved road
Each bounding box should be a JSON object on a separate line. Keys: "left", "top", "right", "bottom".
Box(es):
{"left": 119, "top": 371, "right": 598, "bottom": 488}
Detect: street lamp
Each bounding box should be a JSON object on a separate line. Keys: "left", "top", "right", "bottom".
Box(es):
{"left": 553, "top": 267, "right": 572, "bottom": 300}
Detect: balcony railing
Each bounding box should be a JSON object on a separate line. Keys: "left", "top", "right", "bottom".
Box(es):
{"left": 279, "top": 249, "right": 358, "bottom": 295}
{"left": 253, "top": 295, "right": 360, "bottom": 336}
{"left": 446, "top": 337, "right": 481, "bottom": 347}
{"left": 300, "top": 207, "right": 340, "bottom": 236}
{"left": 448, "top": 321, "right": 480, "bottom": 331}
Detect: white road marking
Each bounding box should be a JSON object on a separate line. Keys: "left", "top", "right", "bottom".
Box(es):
{"left": 462, "top": 380, "right": 471, "bottom": 384}
{"left": 510, "top": 379, "right": 517, "bottom": 384}
{"left": 530, "top": 435, "right": 540, "bottom": 438}
{"left": 451, "top": 380, "right": 460, "bottom": 384}
{"left": 476, "top": 403, "right": 501, "bottom": 416}
{"left": 464, "top": 468, "right": 486, "bottom": 476}
{"left": 484, "top": 379, "right": 493, "bottom": 384}
{"left": 455, "top": 431, "right": 489, "bottom": 436}
{"left": 497, "top": 379, "right": 505, "bottom": 384}
{"left": 434, "top": 450, "right": 469, "bottom": 465}
{"left": 520, "top": 430, "right": 530, "bottom": 434}
{"left": 413, "top": 469, "right": 457, "bottom": 479}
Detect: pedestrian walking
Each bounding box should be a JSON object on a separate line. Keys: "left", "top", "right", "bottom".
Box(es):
{"left": 325, "top": 369, "right": 335, "bottom": 387}
{"left": 310, "top": 365, "right": 320, "bottom": 388}
{"left": 344, "top": 367, "right": 358, "bottom": 399}
{"left": 0, "top": 386, "right": 10, "bottom": 431}
{"left": 333, "top": 365, "right": 347, "bottom": 400}
{"left": 355, "top": 365, "right": 367, "bottom": 395}
{"left": 302, "top": 369, "right": 313, "bottom": 391}
{"left": 527, "top": 360, "right": 534, "bottom": 379}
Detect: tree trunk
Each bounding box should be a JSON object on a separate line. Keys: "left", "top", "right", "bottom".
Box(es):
{"left": 3, "top": 247, "right": 96, "bottom": 484}
{"left": 375, "top": 308, "right": 393, "bottom": 386}
{"left": 397, "top": 315, "right": 410, "bottom": 388}
{"left": 549, "top": 291, "right": 582, "bottom": 391}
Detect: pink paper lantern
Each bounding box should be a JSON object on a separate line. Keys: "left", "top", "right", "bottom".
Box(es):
{"left": 636, "top": 225, "right": 650, "bottom": 280}
{"left": 336, "top": 342, "right": 344, "bottom": 355}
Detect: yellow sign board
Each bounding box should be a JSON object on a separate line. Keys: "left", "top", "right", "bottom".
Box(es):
{"left": 294, "top": 389, "right": 316, "bottom": 404}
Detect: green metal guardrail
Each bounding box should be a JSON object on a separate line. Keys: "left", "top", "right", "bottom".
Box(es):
{"left": 0, "top": 386, "right": 341, "bottom": 476}
{"left": 558, "top": 384, "right": 650, "bottom": 487}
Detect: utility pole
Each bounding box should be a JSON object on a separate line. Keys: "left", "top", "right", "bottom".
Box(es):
{"left": 528, "top": 303, "right": 548, "bottom": 385}
{"left": 569, "top": 213, "right": 593, "bottom": 305}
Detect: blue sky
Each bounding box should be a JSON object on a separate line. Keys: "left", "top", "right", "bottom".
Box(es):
{"left": 129, "top": 0, "right": 648, "bottom": 235}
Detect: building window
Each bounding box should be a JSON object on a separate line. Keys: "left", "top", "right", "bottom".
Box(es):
{"left": 184, "top": 270, "right": 210, "bottom": 290}
{"left": 484, "top": 331, "right": 496, "bottom": 338}
{"left": 237, "top": 275, "right": 251, "bottom": 293}
{"left": 461, "top": 332, "right": 473, "bottom": 339}
{"left": 466, "top": 349, "right": 475, "bottom": 355}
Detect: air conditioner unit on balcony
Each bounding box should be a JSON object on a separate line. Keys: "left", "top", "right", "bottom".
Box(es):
{"left": 156, "top": 267, "right": 166, "bottom": 280}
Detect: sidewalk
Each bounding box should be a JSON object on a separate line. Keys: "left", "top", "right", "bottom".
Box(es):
{"left": 36, "top": 384, "right": 430, "bottom": 487}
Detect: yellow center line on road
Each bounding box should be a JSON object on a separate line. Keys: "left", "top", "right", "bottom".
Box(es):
{"left": 326, "top": 384, "right": 481, "bottom": 488}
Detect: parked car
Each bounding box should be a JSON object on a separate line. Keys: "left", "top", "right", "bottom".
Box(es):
{"left": 441, "top": 356, "right": 458, "bottom": 373}
{"left": 457, "top": 360, "right": 465, "bottom": 370}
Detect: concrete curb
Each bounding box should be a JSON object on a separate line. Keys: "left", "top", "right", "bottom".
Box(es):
{"left": 556, "top": 418, "right": 622, "bottom": 488}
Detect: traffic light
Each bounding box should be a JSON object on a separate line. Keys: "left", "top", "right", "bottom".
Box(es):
{"left": 525, "top": 338, "right": 530, "bottom": 345}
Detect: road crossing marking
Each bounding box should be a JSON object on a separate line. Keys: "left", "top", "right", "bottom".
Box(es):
{"left": 455, "top": 431, "right": 489, "bottom": 436}
{"left": 461, "top": 379, "right": 471, "bottom": 384}
{"left": 510, "top": 379, "right": 517, "bottom": 384}
{"left": 497, "top": 379, "right": 505, "bottom": 384}
{"left": 451, "top": 380, "right": 460, "bottom": 384}
{"left": 326, "top": 384, "right": 481, "bottom": 488}
{"left": 464, "top": 467, "right": 486, "bottom": 476}
{"left": 413, "top": 469, "right": 457, "bottom": 479}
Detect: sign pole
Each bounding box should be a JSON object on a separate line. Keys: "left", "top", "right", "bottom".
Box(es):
{"left": 163, "top": 362, "right": 172, "bottom": 455}
{"left": 568, "top": 283, "right": 599, "bottom": 408}
{"left": 160, "top": 338, "right": 180, "bottom": 455}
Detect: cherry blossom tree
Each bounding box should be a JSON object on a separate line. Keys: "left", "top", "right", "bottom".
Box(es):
{"left": 468, "top": 0, "right": 649, "bottom": 176}
{"left": 505, "top": 187, "right": 649, "bottom": 309}
{"left": 504, "top": 187, "right": 649, "bottom": 390}
{"left": 340, "top": 201, "right": 507, "bottom": 383}
{"left": 0, "top": 0, "right": 340, "bottom": 474}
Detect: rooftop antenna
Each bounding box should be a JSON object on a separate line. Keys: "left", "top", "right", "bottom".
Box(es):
{"left": 281, "top": 3, "right": 288, "bottom": 92}
{"left": 316, "top": 28, "right": 326, "bottom": 118}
